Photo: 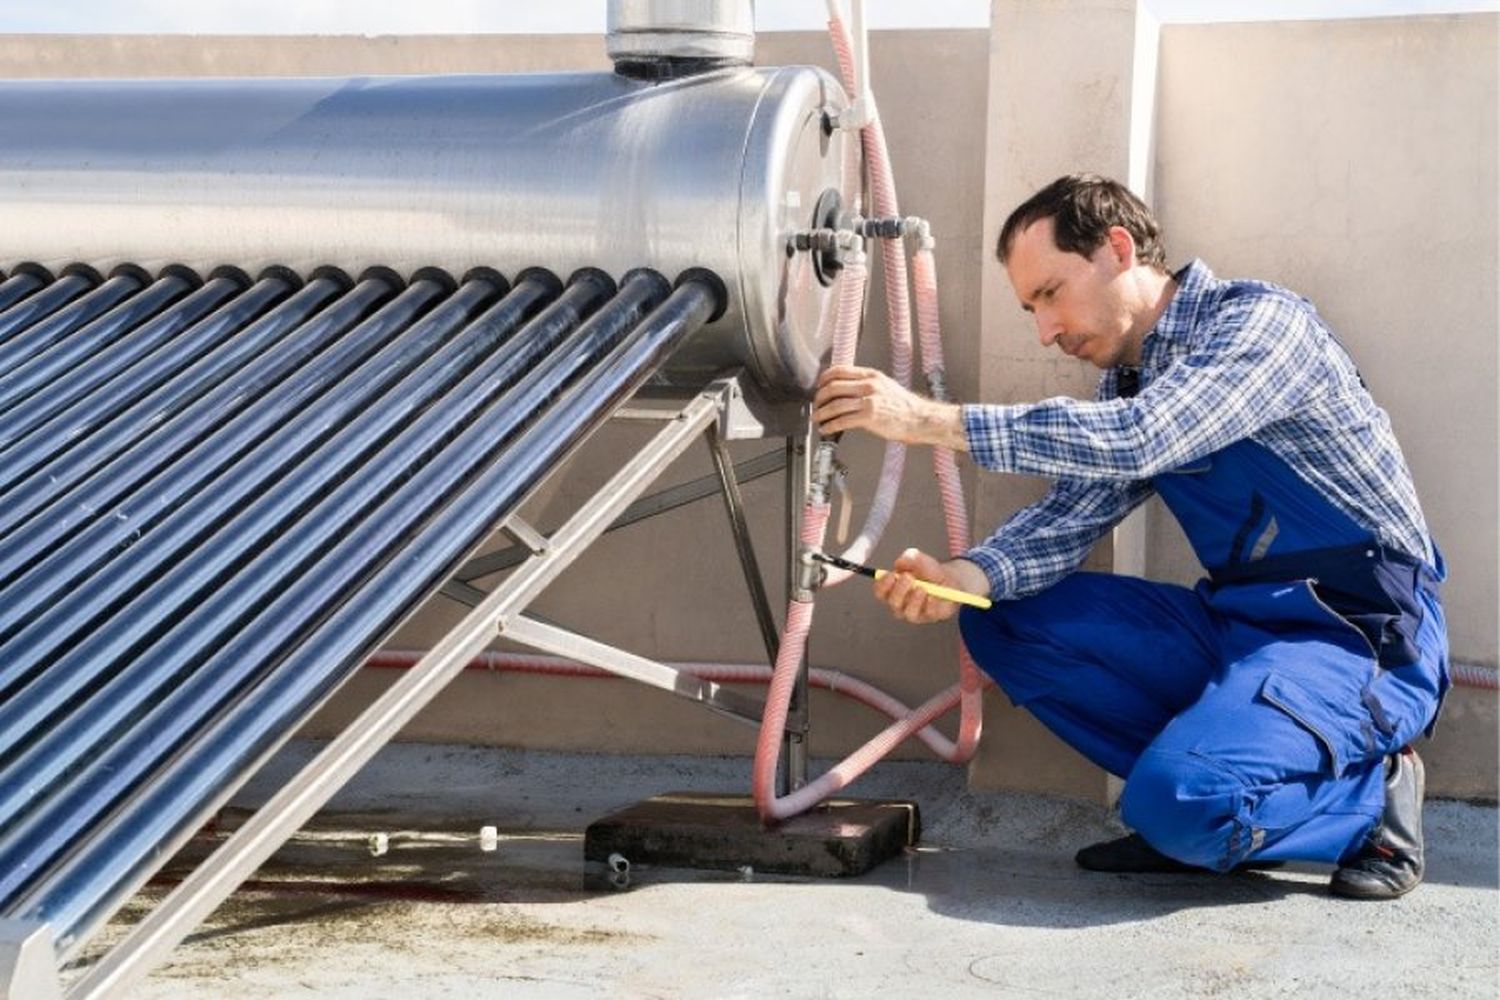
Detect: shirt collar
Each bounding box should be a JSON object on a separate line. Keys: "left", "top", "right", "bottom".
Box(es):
{"left": 1139, "top": 258, "right": 1215, "bottom": 370}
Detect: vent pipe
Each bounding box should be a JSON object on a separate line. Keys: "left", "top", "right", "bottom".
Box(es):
{"left": 606, "top": 0, "right": 755, "bottom": 80}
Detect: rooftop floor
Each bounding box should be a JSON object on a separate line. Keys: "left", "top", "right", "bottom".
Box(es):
{"left": 77, "top": 742, "right": 1499, "bottom": 999}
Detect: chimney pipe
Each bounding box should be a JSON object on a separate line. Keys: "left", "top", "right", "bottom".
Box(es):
{"left": 606, "top": 0, "right": 755, "bottom": 80}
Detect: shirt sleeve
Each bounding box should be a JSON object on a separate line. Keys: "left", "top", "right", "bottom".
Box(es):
{"left": 962, "top": 293, "right": 1322, "bottom": 481}
{"left": 962, "top": 475, "right": 1154, "bottom": 599}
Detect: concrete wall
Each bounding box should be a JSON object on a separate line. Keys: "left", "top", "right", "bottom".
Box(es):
{"left": 2, "top": 11, "right": 1493, "bottom": 800}
{"left": 1149, "top": 15, "right": 1499, "bottom": 798}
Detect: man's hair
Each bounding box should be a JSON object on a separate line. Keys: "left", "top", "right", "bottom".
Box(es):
{"left": 996, "top": 173, "right": 1168, "bottom": 271}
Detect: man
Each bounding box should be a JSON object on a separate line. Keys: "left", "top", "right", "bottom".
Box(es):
{"left": 812, "top": 174, "right": 1448, "bottom": 900}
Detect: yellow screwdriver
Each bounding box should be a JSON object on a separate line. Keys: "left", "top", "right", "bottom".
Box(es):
{"left": 808, "top": 551, "right": 992, "bottom": 610}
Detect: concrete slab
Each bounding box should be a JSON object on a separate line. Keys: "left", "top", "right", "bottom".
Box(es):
{"left": 584, "top": 792, "right": 920, "bottom": 881}
{"left": 68, "top": 742, "right": 1500, "bottom": 999}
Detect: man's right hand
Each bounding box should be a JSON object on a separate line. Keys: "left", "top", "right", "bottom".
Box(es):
{"left": 872, "top": 549, "right": 991, "bottom": 624}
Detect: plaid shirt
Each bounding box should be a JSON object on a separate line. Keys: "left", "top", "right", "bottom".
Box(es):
{"left": 961, "top": 259, "right": 1433, "bottom": 600}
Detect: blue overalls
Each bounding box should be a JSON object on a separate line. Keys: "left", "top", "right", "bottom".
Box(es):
{"left": 959, "top": 439, "right": 1448, "bottom": 871}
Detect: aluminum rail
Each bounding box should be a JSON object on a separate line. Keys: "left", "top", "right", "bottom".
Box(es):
{"left": 447, "top": 446, "right": 785, "bottom": 585}
{"left": 503, "top": 614, "right": 766, "bottom": 724}
{"left": 63, "top": 278, "right": 719, "bottom": 1000}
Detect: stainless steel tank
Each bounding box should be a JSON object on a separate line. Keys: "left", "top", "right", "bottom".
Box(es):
{"left": 0, "top": 65, "right": 856, "bottom": 395}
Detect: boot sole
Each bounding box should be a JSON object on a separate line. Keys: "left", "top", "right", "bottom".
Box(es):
{"left": 1328, "top": 877, "right": 1421, "bottom": 900}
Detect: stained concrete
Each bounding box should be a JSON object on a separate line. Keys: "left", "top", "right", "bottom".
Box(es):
{"left": 67, "top": 742, "right": 1500, "bottom": 999}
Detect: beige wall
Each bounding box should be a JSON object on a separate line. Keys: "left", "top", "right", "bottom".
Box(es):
{"left": 972, "top": 0, "right": 1153, "bottom": 799}
{"left": 1147, "top": 14, "right": 1500, "bottom": 798}
{"left": 1151, "top": 16, "right": 1499, "bottom": 664}
{"left": 2, "top": 12, "right": 1493, "bottom": 800}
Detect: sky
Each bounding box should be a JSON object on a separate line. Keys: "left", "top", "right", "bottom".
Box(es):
{"left": 0, "top": 0, "right": 1496, "bottom": 34}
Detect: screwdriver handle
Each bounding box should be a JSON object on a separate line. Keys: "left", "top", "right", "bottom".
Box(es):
{"left": 873, "top": 570, "right": 992, "bottom": 610}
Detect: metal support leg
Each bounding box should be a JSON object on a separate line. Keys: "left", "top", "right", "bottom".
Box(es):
{"left": 781, "top": 424, "right": 813, "bottom": 794}
{"left": 0, "top": 920, "right": 61, "bottom": 1000}
{"left": 706, "top": 427, "right": 780, "bottom": 665}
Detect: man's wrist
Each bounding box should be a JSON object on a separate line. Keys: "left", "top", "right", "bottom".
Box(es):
{"left": 941, "top": 557, "right": 991, "bottom": 599}
{"left": 922, "top": 399, "right": 968, "bottom": 451}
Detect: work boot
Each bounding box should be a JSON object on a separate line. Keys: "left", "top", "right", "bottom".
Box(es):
{"left": 1076, "top": 833, "right": 1287, "bottom": 874}
{"left": 1329, "top": 747, "right": 1426, "bottom": 900}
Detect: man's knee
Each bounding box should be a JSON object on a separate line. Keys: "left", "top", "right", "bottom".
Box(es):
{"left": 1121, "top": 748, "right": 1249, "bottom": 872}
{"left": 958, "top": 601, "right": 1042, "bottom": 694}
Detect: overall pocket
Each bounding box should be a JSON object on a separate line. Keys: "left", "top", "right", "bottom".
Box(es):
{"left": 1258, "top": 670, "right": 1381, "bottom": 776}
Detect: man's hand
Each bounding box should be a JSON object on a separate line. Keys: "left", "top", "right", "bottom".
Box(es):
{"left": 813, "top": 365, "right": 968, "bottom": 450}
{"left": 872, "top": 549, "right": 991, "bottom": 624}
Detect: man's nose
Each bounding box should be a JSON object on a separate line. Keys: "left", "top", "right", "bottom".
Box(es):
{"left": 1036, "top": 312, "right": 1062, "bottom": 346}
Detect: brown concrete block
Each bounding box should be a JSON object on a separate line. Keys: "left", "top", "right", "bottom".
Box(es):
{"left": 583, "top": 792, "right": 919, "bottom": 881}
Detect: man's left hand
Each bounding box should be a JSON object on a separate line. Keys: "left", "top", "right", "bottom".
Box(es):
{"left": 813, "top": 365, "right": 967, "bottom": 450}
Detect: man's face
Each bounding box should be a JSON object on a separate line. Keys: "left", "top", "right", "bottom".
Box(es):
{"left": 1004, "top": 217, "right": 1139, "bottom": 369}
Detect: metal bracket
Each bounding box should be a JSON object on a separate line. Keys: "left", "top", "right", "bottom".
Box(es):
{"left": 0, "top": 920, "right": 62, "bottom": 1000}
{"left": 500, "top": 614, "right": 764, "bottom": 726}
{"left": 713, "top": 372, "right": 804, "bottom": 441}
{"left": 448, "top": 447, "right": 786, "bottom": 587}
{"left": 498, "top": 515, "right": 549, "bottom": 557}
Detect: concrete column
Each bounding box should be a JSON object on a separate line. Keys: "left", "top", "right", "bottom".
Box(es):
{"left": 967, "top": 0, "right": 1158, "bottom": 800}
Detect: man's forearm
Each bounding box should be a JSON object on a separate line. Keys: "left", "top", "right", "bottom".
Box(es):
{"left": 920, "top": 398, "right": 968, "bottom": 452}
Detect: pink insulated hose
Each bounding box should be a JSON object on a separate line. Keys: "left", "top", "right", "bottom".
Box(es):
{"left": 364, "top": 650, "right": 969, "bottom": 759}
{"left": 749, "top": 12, "right": 994, "bottom": 817}
{"left": 819, "top": 9, "right": 910, "bottom": 580}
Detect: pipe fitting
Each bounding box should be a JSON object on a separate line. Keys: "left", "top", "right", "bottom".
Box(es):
{"left": 791, "top": 229, "right": 841, "bottom": 254}
{"left": 808, "top": 440, "right": 839, "bottom": 504}
{"left": 795, "top": 549, "right": 827, "bottom": 596}
{"left": 847, "top": 215, "right": 932, "bottom": 248}
{"left": 790, "top": 228, "right": 866, "bottom": 254}
{"left": 850, "top": 215, "right": 907, "bottom": 240}
{"left": 830, "top": 98, "right": 875, "bottom": 131}
{"left": 904, "top": 216, "right": 935, "bottom": 251}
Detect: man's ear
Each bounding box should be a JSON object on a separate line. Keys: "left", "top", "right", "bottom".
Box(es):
{"left": 1105, "top": 225, "right": 1137, "bottom": 271}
